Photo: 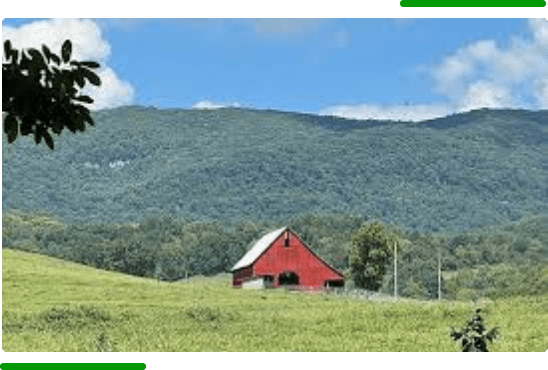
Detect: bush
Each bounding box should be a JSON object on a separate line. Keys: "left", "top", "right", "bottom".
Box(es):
{"left": 450, "top": 308, "right": 499, "bottom": 352}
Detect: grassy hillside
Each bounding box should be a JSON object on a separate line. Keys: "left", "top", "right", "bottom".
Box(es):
{"left": 3, "top": 106, "right": 548, "bottom": 231}
{"left": 3, "top": 248, "right": 547, "bottom": 351}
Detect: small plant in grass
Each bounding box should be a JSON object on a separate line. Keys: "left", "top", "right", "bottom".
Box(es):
{"left": 95, "top": 331, "right": 117, "bottom": 352}
{"left": 185, "top": 302, "right": 223, "bottom": 322}
{"left": 450, "top": 308, "right": 499, "bottom": 352}
{"left": 38, "top": 306, "right": 112, "bottom": 331}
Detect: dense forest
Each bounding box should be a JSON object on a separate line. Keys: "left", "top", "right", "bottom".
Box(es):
{"left": 3, "top": 107, "right": 548, "bottom": 231}
{"left": 3, "top": 106, "right": 548, "bottom": 299}
{"left": 3, "top": 210, "right": 547, "bottom": 300}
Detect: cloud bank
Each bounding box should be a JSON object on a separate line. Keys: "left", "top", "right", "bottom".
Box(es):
{"left": 321, "top": 18, "right": 548, "bottom": 122}
{"left": 319, "top": 103, "right": 453, "bottom": 122}
{"left": 192, "top": 100, "right": 241, "bottom": 110}
{"left": 2, "top": 18, "right": 135, "bottom": 110}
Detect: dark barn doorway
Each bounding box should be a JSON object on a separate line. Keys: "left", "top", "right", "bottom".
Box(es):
{"left": 263, "top": 275, "right": 274, "bottom": 288}
{"left": 279, "top": 271, "right": 299, "bottom": 286}
{"left": 324, "top": 280, "right": 344, "bottom": 288}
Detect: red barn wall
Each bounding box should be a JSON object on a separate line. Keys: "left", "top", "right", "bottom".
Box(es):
{"left": 253, "top": 231, "right": 343, "bottom": 289}
{"left": 232, "top": 265, "right": 253, "bottom": 287}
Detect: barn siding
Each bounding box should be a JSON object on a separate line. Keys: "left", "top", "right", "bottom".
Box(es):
{"left": 232, "top": 265, "right": 253, "bottom": 287}
{"left": 253, "top": 231, "right": 344, "bottom": 289}
{"left": 231, "top": 228, "right": 344, "bottom": 289}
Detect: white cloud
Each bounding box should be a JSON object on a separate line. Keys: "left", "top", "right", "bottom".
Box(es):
{"left": 2, "top": 18, "right": 110, "bottom": 61}
{"left": 192, "top": 100, "right": 241, "bottom": 110}
{"left": 529, "top": 18, "right": 548, "bottom": 48}
{"left": 81, "top": 67, "right": 135, "bottom": 110}
{"left": 459, "top": 80, "right": 515, "bottom": 111}
{"left": 2, "top": 18, "right": 134, "bottom": 110}
{"left": 432, "top": 18, "right": 548, "bottom": 111}
{"left": 533, "top": 76, "right": 548, "bottom": 108}
{"left": 322, "top": 18, "right": 548, "bottom": 122}
{"left": 319, "top": 103, "right": 452, "bottom": 122}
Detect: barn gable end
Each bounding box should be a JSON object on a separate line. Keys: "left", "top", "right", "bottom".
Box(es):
{"left": 231, "top": 227, "right": 344, "bottom": 289}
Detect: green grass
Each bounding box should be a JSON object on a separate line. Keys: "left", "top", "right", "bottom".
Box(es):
{"left": 3, "top": 248, "right": 547, "bottom": 351}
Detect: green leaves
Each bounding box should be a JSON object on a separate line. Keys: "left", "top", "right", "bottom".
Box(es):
{"left": 51, "top": 119, "right": 64, "bottom": 135}
{"left": 34, "top": 124, "right": 55, "bottom": 149}
{"left": 74, "top": 95, "right": 94, "bottom": 104}
{"left": 80, "top": 67, "right": 101, "bottom": 86}
{"left": 42, "top": 44, "right": 52, "bottom": 63}
{"left": 350, "top": 221, "right": 395, "bottom": 291}
{"left": 43, "top": 129, "right": 55, "bottom": 149}
{"left": 27, "top": 48, "right": 45, "bottom": 64}
{"left": 450, "top": 309, "right": 499, "bottom": 352}
{"left": 50, "top": 52, "right": 61, "bottom": 65}
{"left": 79, "top": 61, "right": 100, "bottom": 69}
{"left": 3, "top": 38, "right": 101, "bottom": 149}
{"left": 61, "top": 39, "right": 72, "bottom": 63}
{"left": 3, "top": 114, "right": 18, "bottom": 143}
{"left": 74, "top": 70, "right": 86, "bottom": 88}
{"left": 4, "top": 39, "right": 12, "bottom": 58}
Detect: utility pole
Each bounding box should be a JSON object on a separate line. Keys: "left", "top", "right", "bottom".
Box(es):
{"left": 394, "top": 241, "right": 398, "bottom": 299}
{"left": 438, "top": 249, "right": 441, "bottom": 301}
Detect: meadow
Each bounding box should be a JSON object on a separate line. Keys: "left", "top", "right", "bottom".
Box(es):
{"left": 3, "top": 248, "right": 547, "bottom": 352}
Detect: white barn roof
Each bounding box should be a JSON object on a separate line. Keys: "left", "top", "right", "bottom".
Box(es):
{"left": 230, "top": 227, "right": 287, "bottom": 272}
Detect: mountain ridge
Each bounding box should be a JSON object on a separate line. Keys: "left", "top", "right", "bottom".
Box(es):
{"left": 3, "top": 106, "right": 547, "bottom": 231}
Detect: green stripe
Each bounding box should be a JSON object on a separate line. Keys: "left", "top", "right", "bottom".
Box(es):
{"left": 0, "top": 364, "right": 146, "bottom": 370}
{"left": 400, "top": 0, "right": 546, "bottom": 6}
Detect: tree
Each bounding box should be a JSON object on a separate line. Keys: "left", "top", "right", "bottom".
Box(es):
{"left": 450, "top": 308, "right": 499, "bottom": 352}
{"left": 350, "top": 221, "right": 400, "bottom": 290}
{"left": 3, "top": 39, "right": 101, "bottom": 149}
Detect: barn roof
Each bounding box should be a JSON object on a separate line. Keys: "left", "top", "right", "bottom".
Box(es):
{"left": 230, "top": 227, "right": 287, "bottom": 272}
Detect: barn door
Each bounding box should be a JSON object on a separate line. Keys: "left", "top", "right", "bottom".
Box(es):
{"left": 279, "top": 271, "right": 299, "bottom": 286}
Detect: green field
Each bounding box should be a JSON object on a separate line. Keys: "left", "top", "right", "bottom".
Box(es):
{"left": 2, "top": 248, "right": 547, "bottom": 351}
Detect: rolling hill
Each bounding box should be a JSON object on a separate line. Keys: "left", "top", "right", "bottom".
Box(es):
{"left": 2, "top": 106, "right": 548, "bottom": 231}
{"left": 3, "top": 248, "right": 547, "bottom": 351}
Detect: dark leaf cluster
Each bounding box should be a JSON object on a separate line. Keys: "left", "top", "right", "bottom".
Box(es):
{"left": 3, "top": 39, "right": 101, "bottom": 149}
{"left": 349, "top": 221, "right": 395, "bottom": 290}
{"left": 450, "top": 309, "right": 499, "bottom": 352}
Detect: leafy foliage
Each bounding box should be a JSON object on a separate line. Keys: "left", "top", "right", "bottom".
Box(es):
{"left": 2, "top": 39, "right": 101, "bottom": 149}
{"left": 445, "top": 263, "right": 548, "bottom": 300}
{"left": 451, "top": 309, "right": 499, "bottom": 352}
{"left": 3, "top": 210, "right": 548, "bottom": 300}
{"left": 350, "top": 221, "right": 399, "bottom": 290}
{"left": 2, "top": 107, "right": 548, "bottom": 230}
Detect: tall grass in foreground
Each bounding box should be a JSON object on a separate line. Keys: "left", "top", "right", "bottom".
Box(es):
{"left": 3, "top": 249, "right": 547, "bottom": 351}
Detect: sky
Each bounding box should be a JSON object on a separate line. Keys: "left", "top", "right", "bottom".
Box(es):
{"left": 2, "top": 18, "right": 548, "bottom": 121}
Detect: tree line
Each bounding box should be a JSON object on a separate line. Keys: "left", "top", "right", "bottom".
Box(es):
{"left": 3, "top": 210, "right": 547, "bottom": 299}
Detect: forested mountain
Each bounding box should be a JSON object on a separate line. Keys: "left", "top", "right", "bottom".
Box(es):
{"left": 3, "top": 106, "right": 547, "bottom": 231}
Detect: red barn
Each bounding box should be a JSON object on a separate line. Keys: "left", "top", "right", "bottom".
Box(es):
{"left": 231, "top": 227, "right": 345, "bottom": 289}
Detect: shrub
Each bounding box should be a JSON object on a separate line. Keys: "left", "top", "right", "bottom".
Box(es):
{"left": 450, "top": 308, "right": 499, "bottom": 352}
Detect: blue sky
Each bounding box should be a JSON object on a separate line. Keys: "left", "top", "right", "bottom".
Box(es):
{"left": 3, "top": 18, "right": 548, "bottom": 121}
